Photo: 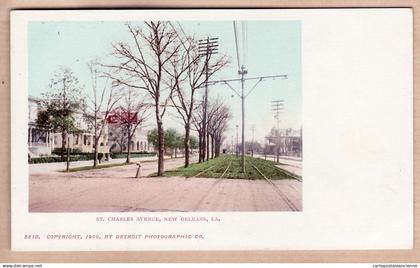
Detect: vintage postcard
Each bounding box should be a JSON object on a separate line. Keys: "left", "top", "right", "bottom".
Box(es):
{"left": 11, "top": 9, "right": 412, "bottom": 251}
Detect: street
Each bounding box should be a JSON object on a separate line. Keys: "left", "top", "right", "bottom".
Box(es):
{"left": 29, "top": 157, "right": 302, "bottom": 212}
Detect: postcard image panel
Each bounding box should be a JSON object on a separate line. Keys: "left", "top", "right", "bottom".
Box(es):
{"left": 11, "top": 9, "right": 412, "bottom": 251}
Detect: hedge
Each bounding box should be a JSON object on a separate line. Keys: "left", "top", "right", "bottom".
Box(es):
{"left": 29, "top": 152, "right": 156, "bottom": 164}
{"left": 29, "top": 154, "right": 94, "bottom": 164}
{"left": 110, "top": 152, "right": 156, "bottom": 159}
{"left": 52, "top": 148, "right": 92, "bottom": 155}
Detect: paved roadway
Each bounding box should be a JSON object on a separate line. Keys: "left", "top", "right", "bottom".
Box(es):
{"left": 29, "top": 156, "right": 302, "bottom": 212}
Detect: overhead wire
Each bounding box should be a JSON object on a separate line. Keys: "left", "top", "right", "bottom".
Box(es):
{"left": 176, "top": 21, "right": 189, "bottom": 41}
{"left": 233, "top": 21, "right": 241, "bottom": 71}
{"left": 243, "top": 22, "right": 248, "bottom": 68}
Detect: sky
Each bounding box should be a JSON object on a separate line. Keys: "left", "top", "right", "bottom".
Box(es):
{"left": 28, "top": 20, "right": 301, "bottom": 145}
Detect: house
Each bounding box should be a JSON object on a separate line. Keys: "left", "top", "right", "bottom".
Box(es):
{"left": 106, "top": 111, "right": 154, "bottom": 153}
{"left": 265, "top": 127, "right": 302, "bottom": 157}
{"left": 28, "top": 96, "right": 108, "bottom": 157}
{"left": 28, "top": 96, "right": 52, "bottom": 157}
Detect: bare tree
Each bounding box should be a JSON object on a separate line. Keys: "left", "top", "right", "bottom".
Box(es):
{"left": 164, "top": 33, "right": 229, "bottom": 167}
{"left": 211, "top": 105, "right": 231, "bottom": 157}
{"left": 110, "top": 87, "right": 150, "bottom": 164}
{"left": 191, "top": 103, "right": 204, "bottom": 163}
{"left": 104, "top": 22, "right": 180, "bottom": 176}
{"left": 84, "top": 60, "right": 120, "bottom": 167}
{"left": 207, "top": 99, "right": 230, "bottom": 158}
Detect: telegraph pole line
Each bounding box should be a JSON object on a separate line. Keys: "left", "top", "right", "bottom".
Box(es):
{"left": 272, "top": 100, "right": 284, "bottom": 163}
{"left": 198, "top": 37, "right": 218, "bottom": 163}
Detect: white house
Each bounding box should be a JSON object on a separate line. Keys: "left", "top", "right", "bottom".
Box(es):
{"left": 28, "top": 96, "right": 153, "bottom": 157}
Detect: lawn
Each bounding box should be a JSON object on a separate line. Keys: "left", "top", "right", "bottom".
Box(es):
{"left": 164, "top": 155, "right": 301, "bottom": 181}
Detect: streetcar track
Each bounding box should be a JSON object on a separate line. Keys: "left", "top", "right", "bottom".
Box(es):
{"left": 192, "top": 159, "right": 233, "bottom": 210}
{"left": 247, "top": 159, "right": 299, "bottom": 211}
{"left": 254, "top": 158, "right": 302, "bottom": 181}
{"left": 192, "top": 179, "right": 223, "bottom": 211}
{"left": 220, "top": 159, "right": 232, "bottom": 178}
{"left": 193, "top": 165, "right": 216, "bottom": 178}
{"left": 271, "top": 165, "right": 302, "bottom": 181}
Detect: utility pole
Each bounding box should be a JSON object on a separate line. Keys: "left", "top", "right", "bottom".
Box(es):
{"left": 231, "top": 136, "right": 234, "bottom": 155}
{"left": 251, "top": 124, "right": 255, "bottom": 157}
{"left": 199, "top": 21, "right": 287, "bottom": 172}
{"left": 239, "top": 65, "right": 247, "bottom": 171}
{"left": 198, "top": 37, "right": 218, "bottom": 163}
{"left": 202, "top": 74, "right": 287, "bottom": 171}
{"left": 272, "top": 100, "right": 284, "bottom": 163}
{"left": 236, "top": 124, "right": 239, "bottom": 157}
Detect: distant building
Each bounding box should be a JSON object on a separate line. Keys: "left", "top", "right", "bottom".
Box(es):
{"left": 108, "top": 126, "right": 152, "bottom": 153}
{"left": 106, "top": 111, "right": 153, "bottom": 153}
{"left": 265, "top": 127, "right": 302, "bottom": 158}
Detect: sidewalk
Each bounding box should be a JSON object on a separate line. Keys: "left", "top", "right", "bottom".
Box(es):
{"left": 29, "top": 155, "right": 161, "bottom": 174}
{"left": 263, "top": 154, "right": 302, "bottom": 162}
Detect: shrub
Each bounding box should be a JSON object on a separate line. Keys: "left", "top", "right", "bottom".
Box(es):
{"left": 110, "top": 152, "right": 156, "bottom": 159}
{"left": 52, "top": 148, "right": 92, "bottom": 156}
{"left": 29, "top": 154, "right": 95, "bottom": 164}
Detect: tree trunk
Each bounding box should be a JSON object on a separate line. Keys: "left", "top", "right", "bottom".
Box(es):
{"left": 157, "top": 119, "right": 165, "bottom": 176}
{"left": 93, "top": 138, "right": 99, "bottom": 167}
{"left": 214, "top": 137, "right": 218, "bottom": 158}
{"left": 206, "top": 132, "right": 210, "bottom": 161}
{"left": 126, "top": 134, "right": 131, "bottom": 164}
{"left": 198, "top": 131, "right": 203, "bottom": 163}
{"left": 61, "top": 131, "right": 67, "bottom": 161}
{"left": 214, "top": 135, "right": 220, "bottom": 157}
{"left": 211, "top": 135, "right": 215, "bottom": 159}
{"left": 184, "top": 125, "right": 190, "bottom": 168}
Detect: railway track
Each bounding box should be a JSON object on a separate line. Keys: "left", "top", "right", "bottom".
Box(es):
{"left": 219, "top": 159, "right": 233, "bottom": 178}
{"left": 247, "top": 159, "right": 299, "bottom": 211}
{"left": 191, "top": 158, "right": 232, "bottom": 210}
{"left": 194, "top": 158, "right": 233, "bottom": 179}
{"left": 254, "top": 158, "right": 302, "bottom": 181}
{"left": 193, "top": 165, "right": 215, "bottom": 178}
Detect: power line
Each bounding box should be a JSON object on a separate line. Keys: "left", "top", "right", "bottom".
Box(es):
{"left": 233, "top": 21, "right": 241, "bottom": 71}
{"left": 168, "top": 21, "right": 191, "bottom": 52}
{"left": 202, "top": 20, "right": 287, "bottom": 172}
{"left": 204, "top": 75, "right": 287, "bottom": 87}
{"left": 242, "top": 22, "right": 248, "bottom": 67}
{"left": 207, "top": 69, "right": 287, "bottom": 172}
{"left": 176, "top": 21, "right": 189, "bottom": 41}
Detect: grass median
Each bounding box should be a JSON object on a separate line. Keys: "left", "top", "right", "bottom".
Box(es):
{"left": 164, "top": 155, "right": 301, "bottom": 181}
